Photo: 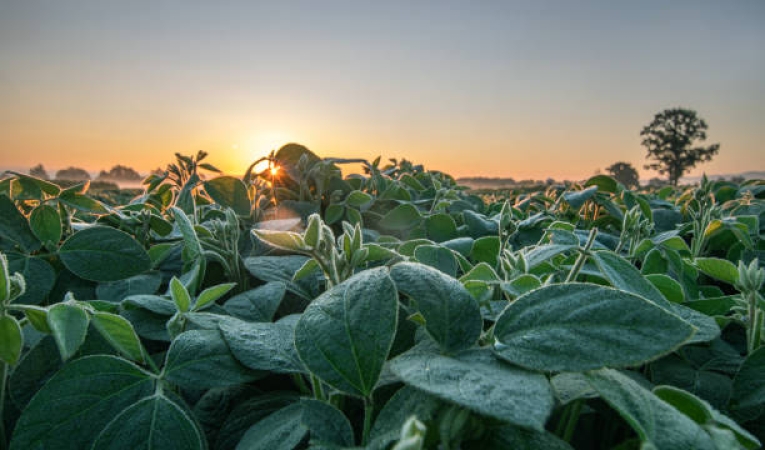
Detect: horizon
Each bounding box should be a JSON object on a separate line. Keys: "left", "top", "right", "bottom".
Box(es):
{"left": 1, "top": 1, "right": 764, "bottom": 180}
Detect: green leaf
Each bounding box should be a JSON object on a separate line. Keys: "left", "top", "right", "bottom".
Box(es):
{"left": 47, "top": 303, "right": 90, "bottom": 361}
{"left": 164, "top": 329, "right": 260, "bottom": 390}
{"left": 370, "top": 386, "right": 443, "bottom": 449}
{"left": 585, "top": 369, "right": 716, "bottom": 450}
{"left": 413, "top": 245, "right": 458, "bottom": 277}
{"left": 300, "top": 399, "right": 355, "bottom": 447}
{"left": 170, "top": 277, "right": 191, "bottom": 312}
{"left": 0, "top": 314, "right": 23, "bottom": 365}
{"left": 59, "top": 226, "right": 151, "bottom": 282}
{"left": 463, "top": 210, "right": 498, "bottom": 238}
{"left": 194, "top": 282, "right": 236, "bottom": 311}
{"left": 91, "top": 393, "right": 206, "bottom": 450}
{"left": 96, "top": 272, "right": 162, "bottom": 302}
{"left": 563, "top": 186, "right": 598, "bottom": 209}
{"left": 0, "top": 194, "right": 41, "bottom": 253}
{"left": 493, "top": 283, "right": 695, "bottom": 372}
{"left": 295, "top": 268, "right": 398, "bottom": 397}
{"left": 9, "top": 355, "right": 155, "bottom": 450}
{"left": 29, "top": 204, "right": 62, "bottom": 247}
{"left": 470, "top": 236, "right": 500, "bottom": 266}
{"left": 379, "top": 203, "right": 422, "bottom": 230}
{"left": 204, "top": 176, "right": 251, "bottom": 216}
{"left": 220, "top": 317, "right": 304, "bottom": 374}
{"left": 325, "top": 204, "right": 345, "bottom": 225}
{"left": 236, "top": 403, "right": 307, "bottom": 450}
{"left": 426, "top": 213, "right": 458, "bottom": 242}
{"left": 223, "top": 282, "right": 286, "bottom": 322}
{"left": 694, "top": 257, "right": 739, "bottom": 285}
{"left": 731, "top": 347, "right": 765, "bottom": 420}
{"left": 58, "top": 191, "right": 110, "bottom": 214}
{"left": 646, "top": 274, "right": 685, "bottom": 303}
{"left": 584, "top": 174, "right": 619, "bottom": 193}
{"left": 346, "top": 190, "right": 373, "bottom": 207}
{"left": 7, "top": 253, "right": 55, "bottom": 304}
{"left": 653, "top": 385, "right": 760, "bottom": 449}
{"left": 592, "top": 250, "right": 671, "bottom": 308}
{"left": 91, "top": 312, "right": 145, "bottom": 363}
{"left": 390, "top": 262, "right": 482, "bottom": 354}
{"left": 477, "top": 425, "right": 574, "bottom": 450}
{"left": 389, "top": 347, "right": 553, "bottom": 429}
{"left": 252, "top": 228, "right": 309, "bottom": 252}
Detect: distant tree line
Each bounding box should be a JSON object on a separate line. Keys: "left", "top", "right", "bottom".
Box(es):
{"left": 28, "top": 164, "right": 144, "bottom": 182}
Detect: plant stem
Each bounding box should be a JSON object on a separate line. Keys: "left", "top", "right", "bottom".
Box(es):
{"left": 362, "top": 396, "right": 374, "bottom": 446}
{"left": 566, "top": 228, "right": 597, "bottom": 283}
{"left": 310, "top": 374, "right": 326, "bottom": 402}
{"left": 562, "top": 400, "right": 583, "bottom": 443}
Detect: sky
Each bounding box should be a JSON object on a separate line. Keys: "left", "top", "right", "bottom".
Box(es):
{"left": 1, "top": 0, "right": 763, "bottom": 181}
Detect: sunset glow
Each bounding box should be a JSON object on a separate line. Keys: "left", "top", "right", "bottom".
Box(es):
{"left": 0, "top": 2, "right": 763, "bottom": 181}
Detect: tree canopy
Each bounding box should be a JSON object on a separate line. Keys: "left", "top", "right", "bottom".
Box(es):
{"left": 606, "top": 162, "right": 639, "bottom": 188}
{"left": 55, "top": 166, "right": 91, "bottom": 181}
{"left": 641, "top": 108, "right": 719, "bottom": 186}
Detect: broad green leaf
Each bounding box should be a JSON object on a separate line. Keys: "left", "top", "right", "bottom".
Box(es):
{"left": 493, "top": 283, "right": 695, "bottom": 372}
{"left": 295, "top": 268, "right": 398, "bottom": 397}
{"left": 235, "top": 403, "right": 307, "bottom": 450}
{"left": 646, "top": 274, "right": 685, "bottom": 303}
{"left": 463, "top": 210, "right": 498, "bottom": 238}
{"left": 164, "top": 329, "right": 260, "bottom": 390}
{"left": 91, "top": 393, "right": 205, "bottom": 450}
{"left": 47, "top": 303, "right": 90, "bottom": 361}
{"left": 379, "top": 203, "right": 422, "bottom": 230}
{"left": 59, "top": 226, "right": 151, "bottom": 282}
{"left": 223, "top": 282, "right": 286, "bottom": 322}
{"left": 9, "top": 355, "right": 155, "bottom": 450}
{"left": 499, "top": 275, "right": 542, "bottom": 299}
{"left": 390, "top": 262, "right": 482, "bottom": 354}
{"left": 731, "top": 347, "right": 765, "bottom": 420}
{"left": 551, "top": 372, "right": 598, "bottom": 405}
{"left": 91, "top": 311, "right": 145, "bottom": 363}
{"left": 29, "top": 204, "right": 62, "bottom": 247}
{"left": 0, "top": 314, "right": 23, "bottom": 365}
{"left": 8, "top": 336, "right": 60, "bottom": 409}
{"left": 413, "top": 245, "right": 458, "bottom": 277}
{"left": 7, "top": 253, "right": 55, "bottom": 305}
{"left": 170, "top": 277, "right": 191, "bottom": 312}
{"left": 325, "top": 204, "right": 345, "bottom": 224}
{"left": 592, "top": 250, "right": 671, "bottom": 308}
{"left": 0, "top": 194, "right": 41, "bottom": 253}
{"left": 694, "top": 257, "right": 739, "bottom": 285}
{"left": 370, "top": 386, "right": 443, "bottom": 449}
{"left": 214, "top": 392, "right": 300, "bottom": 450}
{"left": 426, "top": 213, "right": 458, "bottom": 242}
{"left": 204, "top": 176, "right": 251, "bottom": 216}
{"left": 252, "top": 228, "right": 309, "bottom": 252}
{"left": 220, "top": 317, "right": 304, "bottom": 374}
{"left": 244, "top": 255, "right": 315, "bottom": 300}
{"left": 171, "top": 207, "right": 204, "bottom": 270}
{"left": 584, "top": 174, "right": 619, "bottom": 193}
{"left": 523, "top": 244, "right": 577, "bottom": 269}
{"left": 58, "top": 191, "right": 110, "bottom": 213}
{"left": 477, "top": 425, "right": 574, "bottom": 450}
{"left": 470, "top": 235, "right": 500, "bottom": 266}
{"left": 389, "top": 347, "right": 553, "bottom": 429}
{"left": 650, "top": 354, "right": 732, "bottom": 409}
{"left": 654, "top": 386, "right": 760, "bottom": 449}
{"left": 346, "top": 190, "right": 373, "bottom": 207}
{"left": 563, "top": 186, "right": 598, "bottom": 209}
{"left": 96, "top": 272, "right": 162, "bottom": 302}
{"left": 194, "top": 282, "right": 236, "bottom": 311}
{"left": 300, "top": 399, "right": 355, "bottom": 447}
{"left": 585, "top": 369, "right": 716, "bottom": 450}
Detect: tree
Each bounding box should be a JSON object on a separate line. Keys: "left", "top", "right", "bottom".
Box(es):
{"left": 97, "top": 164, "right": 142, "bottom": 181}
{"left": 641, "top": 108, "right": 719, "bottom": 186}
{"left": 606, "top": 161, "right": 639, "bottom": 188}
{"left": 29, "top": 164, "right": 49, "bottom": 180}
{"left": 55, "top": 167, "right": 91, "bottom": 181}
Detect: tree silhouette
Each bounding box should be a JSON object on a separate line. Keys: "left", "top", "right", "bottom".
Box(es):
{"left": 55, "top": 167, "right": 91, "bottom": 181}
{"left": 606, "top": 162, "right": 639, "bottom": 188}
{"left": 29, "top": 164, "right": 49, "bottom": 180}
{"left": 97, "top": 165, "right": 142, "bottom": 181}
{"left": 641, "top": 108, "right": 719, "bottom": 186}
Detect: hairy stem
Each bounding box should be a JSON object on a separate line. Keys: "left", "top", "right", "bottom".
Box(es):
{"left": 566, "top": 228, "right": 597, "bottom": 283}
{"left": 363, "top": 396, "right": 374, "bottom": 446}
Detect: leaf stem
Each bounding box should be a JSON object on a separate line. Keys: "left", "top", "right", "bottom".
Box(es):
{"left": 566, "top": 228, "right": 597, "bottom": 283}
{"left": 362, "top": 396, "right": 374, "bottom": 446}
{"left": 310, "top": 374, "right": 326, "bottom": 402}
{"left": 562, "top": 400, "right": 583, "bottom": 443}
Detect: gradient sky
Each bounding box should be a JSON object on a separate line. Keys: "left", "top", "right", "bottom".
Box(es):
{"left": 1, "top": 0, "right": 763, "bottom": 181}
